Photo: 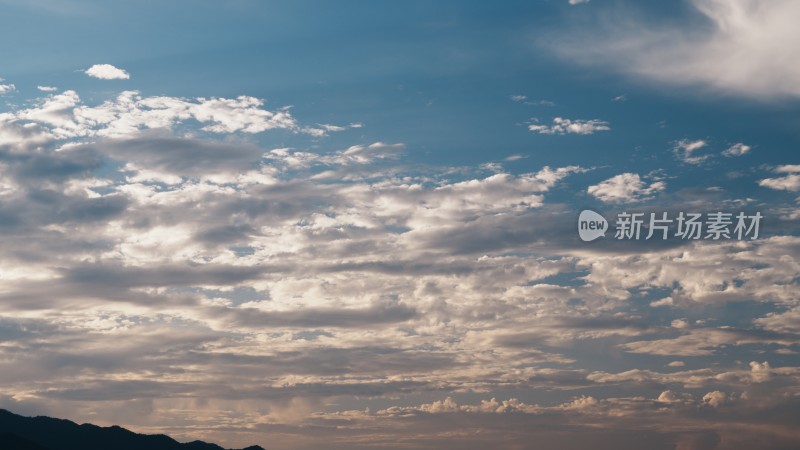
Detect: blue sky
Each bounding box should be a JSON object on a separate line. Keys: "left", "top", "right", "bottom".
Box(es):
{"left": 0, "top": 1, "right": 799, "bottom": 449}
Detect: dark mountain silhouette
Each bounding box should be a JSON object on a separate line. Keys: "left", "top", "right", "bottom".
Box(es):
{"left": 0, "top": 432, "right": 50, "bottom": 450}
{"left": 0, "top": 409, "right": 265, "bottom": 450}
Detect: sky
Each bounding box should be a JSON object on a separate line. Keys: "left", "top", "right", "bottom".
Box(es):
{"left": 0, "top": 1, "right": 799, "bottom": 449}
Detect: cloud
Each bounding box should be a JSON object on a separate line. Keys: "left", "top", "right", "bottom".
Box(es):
{"left": 85, "top": 63, "right": 130, "bottom": 80}
{"left": 8, "top": 90, "right": 300, "bottom": 141}
{"left": 587, "top": 172, "right": 665, "bottom": 203}
{"left": 671, "top": 319, "right": 690, "bottom": 329}
{"left": 341, "top": 141, "right": 404, "bottom": 161}
{"left": 0, "top": 83, "right": 15, "bottom": 94}
{"left": 657, "top": 390, "right": 690, "bottom": 403}
{"left": 568, "top": 0, "right": 591, "bottom": 4}
{"left": 547, "top": 0, "right": 800, "bottom": 99}
{"left": 702, "top": 390, "right": 728, "bottom": 408}
{"left": 85, "top": 136, "right": 267, "bottom": 179}
{"left": 37, "top": 86, "right": 58, "bottom": 92}
{"left": 759, "top": 165, "right": 800, "bottom": 192}
{"left": 775, "top": 164, "right": 800, "bottom": 173}
{"left": 528, "top": 117, "right": 609, "bottom": 135}
{"left": 673, "top": 139, "right": 711, "bottom": 164}
{"left": 722, "top": 142, "right": 751, "bottom": 157}
{"left": 650, "top": 297, "right": 674, "bottom": 308}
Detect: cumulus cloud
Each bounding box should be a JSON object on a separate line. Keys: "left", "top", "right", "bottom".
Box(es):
{"left": 702, "top": 390, "right": 728, "bottom": 408}
{"left": 750, "top": 360, "right": 771, "bottom": 383}
{"left": 657, "top": 390, "right": 691, "bottom": 403}
{"left": 587, "top": 172, "right": 665, "bottom": 203}
{"left": 0, "top": 83, "right": 16, "bottom": 94}
{"left": 85, "top": 63, "right": 130, "bottom": 80}
{"left": 37, "top": 85, "right": 58, "bottom": 92}
{"left": 547, "top": 0, "right": 800, "bottom": 100}
{"left": 528, "top": 117, "right": 610, "bottom": 135}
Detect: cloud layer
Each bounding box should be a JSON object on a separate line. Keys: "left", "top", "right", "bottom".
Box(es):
{"left": 0, "top": 80, "right": 796, "bottom": 450}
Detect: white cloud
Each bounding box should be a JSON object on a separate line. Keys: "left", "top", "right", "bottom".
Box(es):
{"left": 510, "top": 94, "right": 527, "bottom": 102}
{"left": 0, "top": 83, "right": 16, "bottom": 94}
{"left": 528, "top": 117, "right": 610, "bottom": 135}
{"left": 759, "top": 174, "right": 800, "bottom": 192}
{"left": 85, "top": 63, "right": 130, "bottom": 80}
{"left": 776, "top": 164, "right": 800, "bottom": 173}
{"left": 37, "top": 85, "right": 58, "bottom": 92}
{"left": 722, "top": 142, "right": 751, "bottom": 157}
{"left": 587, "top": 172, "right": 665, "bottom": 203}
{"left": 569, "top": 0, "right": 590, "bottom": 4}
{"left": 673, "top": 139, "right": 711, "bottom": 164}
{"left": 759, "top": 165, "right": 800, "bottom": 192}
{"left": 548, "top": 0, "right": 800, "bottom": 99}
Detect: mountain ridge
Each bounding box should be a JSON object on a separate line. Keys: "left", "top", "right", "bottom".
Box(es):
{"left": 0, "top": 409, "right": 265, "bottom": 450}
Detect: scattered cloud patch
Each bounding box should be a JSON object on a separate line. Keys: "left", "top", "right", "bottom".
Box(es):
{"left": 587, "top": 172, "right": 665, "bottom": 203}
{"left": 511, "top": 95, "right": 555, "bottom": 106}
{"left": 302, "top": 122, "right": 363, "bottom": 137}
{"left": 0, "top": 83, "right": 16, "bottom": 94}
{"left": 528, "top": 117, "right": 610, "bottom": 135}
{"left": 673, "top": 139, "right": 710, "bottom": 164}
{"left": 37, "top": 85, "right": 58, "bottom": 92}
{"left": 722, "top": 143, "right": 751, "bottom": 157}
